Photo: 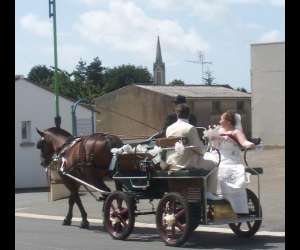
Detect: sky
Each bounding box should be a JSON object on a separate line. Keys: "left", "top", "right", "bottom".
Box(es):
{"left": 15, "top": 0, "right": 285, "bottom": 91}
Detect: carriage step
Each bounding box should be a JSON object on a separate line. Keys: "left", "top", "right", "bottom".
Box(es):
{"left": 134, "top": 211, "right": 156, "bottom": 216}
{"left": 207, "top": 216, "right": 262, "bottom": 225}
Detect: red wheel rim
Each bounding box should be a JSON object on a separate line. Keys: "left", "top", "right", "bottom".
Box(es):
{"left": 106, "top": 197, "right": 130, "bottom": 237}
{"left": 159, "top": 199, "right": 188, "bottom": 244}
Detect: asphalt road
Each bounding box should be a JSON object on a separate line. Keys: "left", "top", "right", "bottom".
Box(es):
{"left": 16, "top": 217, "right": 285, "bottom": 250}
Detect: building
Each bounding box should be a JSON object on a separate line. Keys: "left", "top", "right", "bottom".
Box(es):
{"left": 251, "top": 42, "right": 285, "bottom": 146}
{"left": 94, "top": 84, "right": 251, "bottom": 139}
{"left": 15, "top": 76, "right": 93, "bottom": 189}
{"left": 153, "top": 36, "right": 166, "bottom": 85}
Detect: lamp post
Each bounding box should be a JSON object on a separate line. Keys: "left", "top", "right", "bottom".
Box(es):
{"left": 49, "top": 0, "right": 61, "bottom": 128}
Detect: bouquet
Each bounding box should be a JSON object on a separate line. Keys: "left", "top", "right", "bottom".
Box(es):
{"left": 202, "top": 125, "right": 223, "bottom": 148}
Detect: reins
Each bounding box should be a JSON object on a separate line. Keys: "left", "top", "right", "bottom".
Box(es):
{"left": 95, "top": 105, "right": 160, "bottom": 132}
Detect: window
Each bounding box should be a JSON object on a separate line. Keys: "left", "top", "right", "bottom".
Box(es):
{"left": 212, "top": 101, "right": 221, "bottom": 114}
{"left": 21, "top": 121, "right": 32, "bottom": 143}
{"left": 237, "top": 101, "right": 245, "bottom": 113}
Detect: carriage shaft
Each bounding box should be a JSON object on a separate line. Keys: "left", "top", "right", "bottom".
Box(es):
{"left": 62, "top": 172, "right": 110, "bottom": 195}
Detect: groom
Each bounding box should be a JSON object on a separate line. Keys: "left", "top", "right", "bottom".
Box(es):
{"left": 165, "top": 103, "right": 220, "bottom": 199}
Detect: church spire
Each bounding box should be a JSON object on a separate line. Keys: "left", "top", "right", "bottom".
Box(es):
{"left": 155, "top": 36, "right": 163, "bottom": 63}
{"left": 153, "top": 36, "right": 165, "bottom": 85}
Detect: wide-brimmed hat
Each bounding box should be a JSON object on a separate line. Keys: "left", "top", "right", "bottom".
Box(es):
{"left": 173, "top": 95, "right": 186, "bottom": 104}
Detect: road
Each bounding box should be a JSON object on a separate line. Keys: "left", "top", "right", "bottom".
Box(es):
{"left": 16, "top": 217, "right": 285, "bottom": 250}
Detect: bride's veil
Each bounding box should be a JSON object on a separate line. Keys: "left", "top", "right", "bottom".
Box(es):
{"left": 234, "top": 113, "right": 243, "bottom": 132}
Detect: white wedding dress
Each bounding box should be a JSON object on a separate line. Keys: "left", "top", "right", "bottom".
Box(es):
{"left": 204, "top": 134, "right": 249, "bottom": 214}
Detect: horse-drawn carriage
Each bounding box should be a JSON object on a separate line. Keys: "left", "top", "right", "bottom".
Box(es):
{"left": 101, "top": 135, "right": 263, "bottom": 247}
{"left": 37, "top": 128, "right": 263, "bottom": 247}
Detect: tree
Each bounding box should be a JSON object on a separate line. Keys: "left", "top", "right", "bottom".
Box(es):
{"left": 27, "top": 61, "right": 152, "bottom": 101}
{"left": 27, "top": 65, "right": 53, "bottom": 88}
{"left": 72, "top": 58, "right": 87, "bottom": 83}
{"left": 169, "top": 79, "right": 185, "bottom": 86}
{"left": 103, "top": 64, "right": 152, "bottom": 93}
{"left": 203, "top": 70, "right": 215, "bottom": 85}
{"left": 86, "top": 57, "right": 105, "bottom": 88}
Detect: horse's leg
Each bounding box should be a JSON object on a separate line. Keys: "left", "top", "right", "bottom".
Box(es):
{"left": 61, "top": 177, "right": 79, "bottom": 226}
{"left": 73, "top": 191, "right": 90, "bottom": 229}
{"left": 62, "top": 193, "right": 75, "bottom": 226}
{"left": 61, "top": 173, "right": 85, "bottom": 227}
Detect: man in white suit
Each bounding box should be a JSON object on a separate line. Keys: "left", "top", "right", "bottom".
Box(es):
{"left": 166, "top": 103, "right": 219, "bottom": 198}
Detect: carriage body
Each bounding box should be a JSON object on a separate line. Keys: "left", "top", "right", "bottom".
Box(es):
{"left": 103, "top": 137, "right": 263, "bottom": 246}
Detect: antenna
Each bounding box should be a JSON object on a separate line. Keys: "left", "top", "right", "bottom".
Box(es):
{"left": 185, "top": 50, "right": 212, "bottom": 84}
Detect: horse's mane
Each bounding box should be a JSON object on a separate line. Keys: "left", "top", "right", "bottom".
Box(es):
{"left": 45, "top": 127, "right": 72, "bottom": 138}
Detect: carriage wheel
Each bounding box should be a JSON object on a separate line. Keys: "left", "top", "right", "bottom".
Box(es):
{"left": 189, "top": 203, "right": 201, "bottom": 231}
{"left": 229, "top": 189, "right": 262, "bottom": 238}
{"left": 156, "top": 192, "right": 192, "bottom": 247}
{"left": 103, "top": 191, "right": 135, "bottom": 240}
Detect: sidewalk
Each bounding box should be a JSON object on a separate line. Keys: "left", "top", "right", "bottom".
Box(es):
{"left": 15, "top": 148, "right": 285, "bottom": 232}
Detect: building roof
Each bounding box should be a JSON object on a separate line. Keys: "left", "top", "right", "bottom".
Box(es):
{"left": 135, "top": 84, "right": 251, "bottom": 98}
{"left": 15, "top": 76, "right": 92, "bottom": 111}
{"left": 250, "top": 41, "right": 285, "bottom": 46}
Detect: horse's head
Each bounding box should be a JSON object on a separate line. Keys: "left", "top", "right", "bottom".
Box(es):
{"left": 36, "top": 127, "right": 72, "bottom": 168}
{"left": 36, "top": 128, "right": 56, "bottom": 168}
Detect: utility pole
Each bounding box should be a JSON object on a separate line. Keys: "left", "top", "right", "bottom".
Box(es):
{"left": 49, "top": 0, "right": 61, "bottom": 128}
{"left": 185, "top": 51, "right": 212, "bottom": 84}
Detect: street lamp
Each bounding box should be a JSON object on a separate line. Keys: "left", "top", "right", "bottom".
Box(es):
{"left": 49, "top": 0, "right": 61, "bottom": 128}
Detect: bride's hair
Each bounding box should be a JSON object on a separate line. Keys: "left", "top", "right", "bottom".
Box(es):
{"left": 222, "top": 110, "right": 236, "bottom": 127}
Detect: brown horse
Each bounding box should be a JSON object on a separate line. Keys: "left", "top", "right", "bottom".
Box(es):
{"left": 36, "top": 127, "right": 123, "bottom": 229}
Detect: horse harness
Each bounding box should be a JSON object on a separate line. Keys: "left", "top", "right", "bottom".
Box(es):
{"left": 49, "top": 133, "right": 113, "bottom": 174}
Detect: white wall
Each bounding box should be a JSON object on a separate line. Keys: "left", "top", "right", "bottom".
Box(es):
{"left": 15, "top": 79, "right": 92, "bottom": 188}
{"left": 251, "top": 42, "right": 285, "bottom": 146}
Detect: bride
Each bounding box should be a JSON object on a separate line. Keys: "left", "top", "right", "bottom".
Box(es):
{"left": 204, "top": 111, "right": 255, "bottom": 215}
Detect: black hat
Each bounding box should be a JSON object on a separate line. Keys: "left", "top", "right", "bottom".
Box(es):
{"left": 174, "top": 95, "right": 186, "bottom": 104}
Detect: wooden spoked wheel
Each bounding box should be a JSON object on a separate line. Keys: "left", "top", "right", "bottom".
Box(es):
{"left": 103, "top": 191, "right": 135, "bottom": 240}
{"left": 229, "top": 189, "right": 262, "bottom": 238}
{"left": 156, "top": 192, "right": 192, "bottom": 247}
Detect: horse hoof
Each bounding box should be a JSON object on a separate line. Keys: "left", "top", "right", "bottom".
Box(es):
{"left": 62, "top": 219, "right": 71, "bottom": 226}
{"left": 80, "top": 220, "right": 89, "bottom": 229}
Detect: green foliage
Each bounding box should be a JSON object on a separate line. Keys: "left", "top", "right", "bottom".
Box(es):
{"left": 103, "top": 64, "right": 152, "bottom": 93}
{"left": 72, "top": 58, "right": 87, "bottom": 82}
{"left": 86, "top": 57, "right": 105, "bottom": 88}
{"left": 27, "top": 60, "right": 153, "bottom": 102}
{"left": 27, "top": 65, "right": 53, "bottom": 88}
{"left": 169, "top": 79, "right": 185, "bottom": 86}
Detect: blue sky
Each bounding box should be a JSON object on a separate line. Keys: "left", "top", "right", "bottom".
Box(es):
{"left": 15, "top": 0, "right": 284, "bottom": 91}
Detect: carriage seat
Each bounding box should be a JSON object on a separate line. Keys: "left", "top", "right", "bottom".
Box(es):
{"left": 249, "top": 137, "right": 261, "bottom": 145}
{"left": 152, "top": 168, "right": 211, "bottom": 178}
{"left": 245, "top": 167, "right": 263, "bottom": 175}
{"left": 155, "top": 136, "right": 188, "bottom": 166}
{"left": 155, "top": 136, "right": 188, "bottom": 147}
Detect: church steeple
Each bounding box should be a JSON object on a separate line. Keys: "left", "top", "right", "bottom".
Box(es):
{"left": 153, "top": 36, "right": 165, "bottom": 85}
{"left": 155, "top": 36, "right": 163, "bottom": 64}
